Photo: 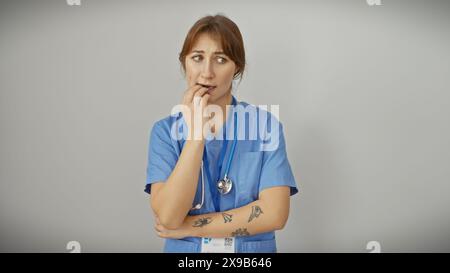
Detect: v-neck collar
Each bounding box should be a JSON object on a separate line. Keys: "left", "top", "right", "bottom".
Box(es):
{"left": 205, "top": 95, "right": 238, "bottom": 144}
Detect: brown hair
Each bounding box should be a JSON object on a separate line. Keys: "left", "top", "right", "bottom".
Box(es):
{"left": 178, "top": 14, "right": 246, "bottom": 81}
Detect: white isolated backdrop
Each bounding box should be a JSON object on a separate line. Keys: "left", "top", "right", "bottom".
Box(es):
{"left": 0, "top": 0, "right": 449, "bottom": 252}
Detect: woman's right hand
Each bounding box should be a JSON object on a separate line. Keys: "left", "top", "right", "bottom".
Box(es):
{"left": 181, "top": 83, "right": 211, "bottom": 141}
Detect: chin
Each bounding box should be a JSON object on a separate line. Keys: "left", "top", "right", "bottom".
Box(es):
{"left": 208, "top": 91, "right": 226, "bottom": 102}
{"left": 207, "top": 94, "right": 219, "bottom": 104}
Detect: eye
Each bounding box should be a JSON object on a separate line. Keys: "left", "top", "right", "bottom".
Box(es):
{"left": 217, "top": 56, "right": 227, "bottom": 64}
{"left": 191, "top": 55, "right": 203, "bottom": 62}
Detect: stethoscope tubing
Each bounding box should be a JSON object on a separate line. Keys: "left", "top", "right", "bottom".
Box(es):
{"left": 191, "top": 104, "right": 238, "bottom": 210}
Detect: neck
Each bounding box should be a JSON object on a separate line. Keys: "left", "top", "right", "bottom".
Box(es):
{"left": 209, "top": 92, "right": 233, "bottom": 135}
{"left": 214, "top": 92, "right": 233, "bottom": 124}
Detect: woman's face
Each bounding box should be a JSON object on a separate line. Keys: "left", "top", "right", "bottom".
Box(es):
{"left": 185, "top": 33, "right": 237, "bottom": 103}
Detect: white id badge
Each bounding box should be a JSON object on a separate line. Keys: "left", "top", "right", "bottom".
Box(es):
{"left": 201, "top": 237, "right": 235, "bottom": 253}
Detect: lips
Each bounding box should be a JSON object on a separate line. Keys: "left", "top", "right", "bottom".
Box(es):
{"left": 197, "top": 83, "right": 217, "bottom": 92}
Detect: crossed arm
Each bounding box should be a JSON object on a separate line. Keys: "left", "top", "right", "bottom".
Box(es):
{"left": 152, "top": 186, "right": 291, "bottom": 239}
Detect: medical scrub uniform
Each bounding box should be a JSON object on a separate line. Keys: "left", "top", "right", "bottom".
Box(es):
{"left": 145, "top": 96, "right": 298, "bottom": 253}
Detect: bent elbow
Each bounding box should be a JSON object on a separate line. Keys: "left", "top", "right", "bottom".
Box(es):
{"left": 151, "top": 198, "right": 186, "bottom": 229}
{"left": 274, "top": 219, "right": 287, "bottom": 230}
{"left": 158, "top": 211, "right": 184, "bottom": 230}
{"left": 160, "top": 218, "right": 183, "bottom": 230}
{"left": 273, "top": 214, "right": 289, "bottom": 230}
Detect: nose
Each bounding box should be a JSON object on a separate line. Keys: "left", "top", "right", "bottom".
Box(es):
{"left": 200, "top": 59, "right": 215, "bottom": 79}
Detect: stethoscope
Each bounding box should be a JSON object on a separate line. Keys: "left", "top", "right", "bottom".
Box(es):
{"left": 191, "top": 111, "right": 238, "bottom": 210}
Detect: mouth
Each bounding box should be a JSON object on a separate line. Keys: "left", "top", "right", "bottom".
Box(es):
{"left": 197, "top": 83, "right": 217, "bottom": 92}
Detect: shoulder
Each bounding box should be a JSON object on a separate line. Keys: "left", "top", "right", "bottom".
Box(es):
{"left": 235, "top": 99, "right": 284, "bottom": 129}
{"left": 234, "top": 99, "right": 286, "bottom": 152}
{"left": 149, "top": 112, "right": 183, "bottom": 139}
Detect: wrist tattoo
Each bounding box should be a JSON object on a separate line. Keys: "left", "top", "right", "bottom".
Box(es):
{"left": 248, "top": 205, "right": 263, "bottom": 222}
{"left": 192, "top": 217, "right": 212, "bottom": 227}
{"left": 231, "top": 228, "right": 250, "bottom": 237}
{"left": 222, "top": 212, "right": 233, "bottom": 223}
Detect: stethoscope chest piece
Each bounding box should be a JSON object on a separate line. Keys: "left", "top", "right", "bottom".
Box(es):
{"left": 217, "top": 176, "right": 233, "bottom": 195}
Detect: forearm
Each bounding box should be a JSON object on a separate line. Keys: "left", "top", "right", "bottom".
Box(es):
{"left": 152, "top": 139, "right": 204, "bottom": 228}
{"left": 185, "top": 198, "right": 286, "bottom": 238}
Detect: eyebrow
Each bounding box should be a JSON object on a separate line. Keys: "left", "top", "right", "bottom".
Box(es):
{"left": 191, "top": 50, "right": 226, "bottom": 55}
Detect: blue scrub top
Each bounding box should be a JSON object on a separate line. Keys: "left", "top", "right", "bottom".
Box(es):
{"left": 145, "top": 96, "right": 298, "bottom": 253}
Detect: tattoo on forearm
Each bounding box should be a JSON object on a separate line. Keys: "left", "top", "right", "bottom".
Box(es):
{"left": 231, "top": 228, "right": 250, "bottom": 237}
{"left": 248, "top": 205, "right": 263, "bottom": 222}
{"left": 222, "top": 212, "right": 233, "bottom": 223}
{"left": 192, "top": 217, "right": 212, "bottom": 227}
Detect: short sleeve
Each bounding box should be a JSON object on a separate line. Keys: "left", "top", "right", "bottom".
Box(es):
{"left": 258, "top": 123, "right": 298, "bottom": 196}
{"left": 144, "top": 121, "right": 178, "bottom": 194}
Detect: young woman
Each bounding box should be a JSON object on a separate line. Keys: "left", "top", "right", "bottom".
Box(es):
{"left": 145, "top": 14, "right": 298, "bottom": 253}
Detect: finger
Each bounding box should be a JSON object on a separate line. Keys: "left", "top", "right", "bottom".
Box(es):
{"left": 192, "top": 88, "right": 209, "bottom": 107}
{"left": 184, "top": 84, "right": 204, "bottom": 104}
{"left": 200, "top": 93, "right": 211, "bottom": 108}
{"left": 193, "top": 87, "right": 209, "bottom": 98}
